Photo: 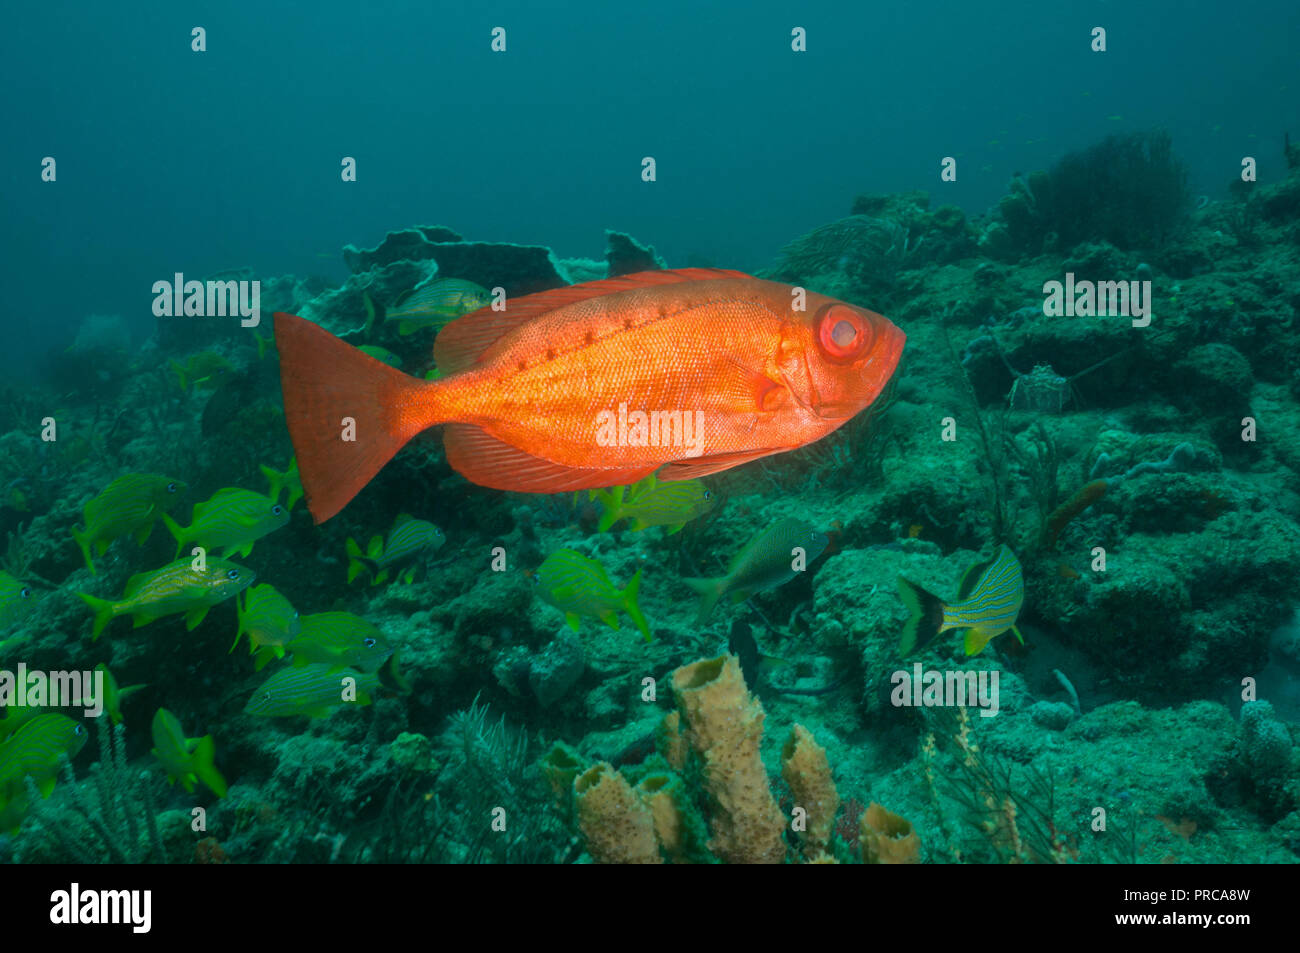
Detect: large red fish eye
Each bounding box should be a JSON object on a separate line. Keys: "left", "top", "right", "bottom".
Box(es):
{"left": 816, "top": 305, "right": 871, "bottom": 362}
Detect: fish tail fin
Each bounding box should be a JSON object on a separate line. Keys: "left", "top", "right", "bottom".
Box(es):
{"left": 594, "top": 488, "right": 623, "bottom": 532}
{"left": 683, "top": 576, "right": 725, "bottom": 625}
{"left": 896, "top": 576, "right": 947, "bottom": 656}
{"left": 260, "top": 463, "right": 284, "bottom": 503}
{"left": 345, "top": 537, "right": 370, "bottom": 583}
{"left": 78, "top": 593, "right": 115, "bottom": 641}
{"left": 378, "top": 649, "right": 412, "bottom": 695}
{"left": 274, "top": 312, "right": 446, "bottom": 524}
{"left": 622, "top": 569, "right": 651, "bottom": 642}
{"left": 190, "top": 735, "right": 228, "bottom": 798}
{"left": 71, "top": 525, "right": 96, "bottom": 575}
{"left": 170, "top": 361, "right": 188, "bottom": 394}
{"left": 161, "top": 513, "right": 186, "bottom": 559}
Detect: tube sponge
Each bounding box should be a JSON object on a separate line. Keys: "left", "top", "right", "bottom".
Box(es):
{"left": 671, "top": 654, "right": 787, "bottom": 864}
{"left": 860, "top": 802, "right": 920, "bottom": 864}
{"left": 656, "top": 710, "right": 687, "bottom": 772}
{"left": 574, "top": 762, "right": 662, "bottom": 864}
{"left": 780, "top": 724, "right": 839, "bottom": 857}
{"left": 635, "top": 771, "right": 712, "bottom": 864}
{"left": 540, "top": 741, "right": 586, "bottom": 814}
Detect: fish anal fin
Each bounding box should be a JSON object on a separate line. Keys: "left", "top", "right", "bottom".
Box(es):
{"left": 433, "top": 268, "right": 752, "bottom": 374}
{"left": 659, "top": 448, "right": 784, "bottom": 481}
{"left": 443, "top": 423, "right": 656, "bottom": 493}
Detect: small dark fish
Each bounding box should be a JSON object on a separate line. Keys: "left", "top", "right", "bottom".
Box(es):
{"left": 685, "top": 518, "right": 828, "bottom": 623}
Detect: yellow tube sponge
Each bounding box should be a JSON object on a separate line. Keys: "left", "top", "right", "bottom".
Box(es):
{"left": 636, "top": 773, "right": 687, "bottom": 863}
{"left": 657, "top": 710, "right": 687, "bottom": 772}
{"left": 860, "top": 801, "right": 921, "bottom": 864}
{"left": 781, "top": 723, "right": 839, "bottom": 856}
{"left": 539, "top": 741, "right": 586, "bottom": 815}
{"left": 671, "top": 654, "right": 787, "bottom": 864}
{"left": 574, "top": 762, "right": 662, "bottom": 864}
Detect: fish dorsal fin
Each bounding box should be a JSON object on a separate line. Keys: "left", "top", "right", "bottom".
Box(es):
{"left": 433, "top": 268, "right": 752, "bottom": 374}
{"left": 123, "top": 570, "right": 156, "bottom": 599}
{"left": 658, "top": 447, "right": 784, "bottom": 481}
{"left": 443, "top": 424, "right": 657, "bottom": 493}
{"left": 956, "top": 558, "right": 996, "bottom": 602}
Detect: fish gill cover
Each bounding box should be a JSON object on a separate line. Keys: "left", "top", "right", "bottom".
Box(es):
{"left": 0, "top": 1, "right": 1298, "bottom": 889}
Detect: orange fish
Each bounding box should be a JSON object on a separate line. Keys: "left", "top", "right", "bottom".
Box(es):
{"left": 275, "top": 268, "right": 905, "bottom": 523}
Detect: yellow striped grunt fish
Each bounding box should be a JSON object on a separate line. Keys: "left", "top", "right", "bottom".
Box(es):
{"left": 170, "top": 350, "right": 234, "bottom": 394}
{"left": 385, "top": 277, "right": 492, "bottom": 336}
{"left": 71, "top": 473, "right": 187, "bottom": 574}
{"left": 244, "top": 653, "right": 408, "bottom": 717}
{"left": 163, "top": 487, "right": 290, "bottom": 559}
{"left": 896, "top": 544, "right": 1025, "bottom": 657}
{"left": 531, "top": 549, "right": 650, "bottom": 641}
{"left": 0, "top": 572, "right": 35, "bottom": 633}
{"left": 287, "top": 612, "right": 393, "bottom": 672}
{"left": 232, "top": 584, "right": 302, "bottom": 670}
{"left": 593, "top": 473, "right": 715, "bottom": 534}
{"left": 345, "top": 514, "right": 444, "bottom": 585}
{"left": 0, "top": 714, "right": 87, "bottom": 833}
{"left": 67, "top": 664, "right": 145, "bottom": 726}
{"left": 77, "top": 557, "right": 255, "bottom": 640}
{"left": 150, "top": 708, "right": 227, "bottom": 798}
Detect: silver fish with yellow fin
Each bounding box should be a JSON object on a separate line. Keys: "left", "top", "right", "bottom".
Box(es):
{"left": 683, "top": 518, "right": 827, "bottom": 623}
{"left": 77, "top": 557, "right": 254, "bottom": 641}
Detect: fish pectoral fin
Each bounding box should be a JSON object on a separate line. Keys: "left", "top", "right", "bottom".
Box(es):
{"left": 659, "top": 448, "right": 784, "bottom": 481}
{"left": 184, "top": 606, "right": 210, "bottom": 631}
{"left": 443, "top": 424, "right": 657, "bottom": 494}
